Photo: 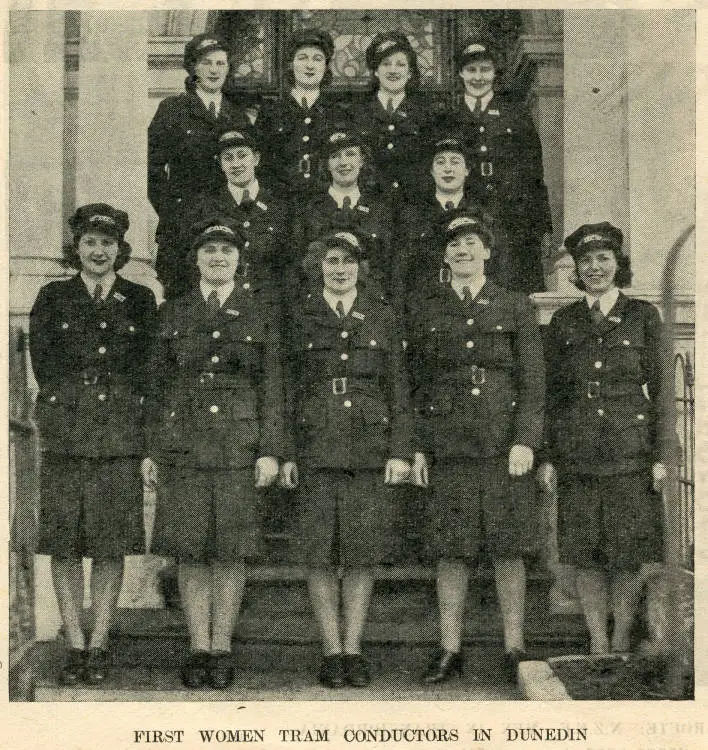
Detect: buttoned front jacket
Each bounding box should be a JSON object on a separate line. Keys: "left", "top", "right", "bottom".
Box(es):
{"left": 145, "top": 285, "right": 286, "bottom": 470}
{"left": 544, "top": 293, "right": 668, "bottom": 475}
{"left": 287, "top": 287, "right": 412, "bottom": 470}
{"left": 29, "top": 274, "right": 158, "bottom": 457}
{"left": 407, "top": 279, "right": 545, "bottom": 461}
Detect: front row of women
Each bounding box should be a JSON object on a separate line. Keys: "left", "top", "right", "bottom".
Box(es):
{"left": 29, "top": 204, "right": 667, "bottom": 690}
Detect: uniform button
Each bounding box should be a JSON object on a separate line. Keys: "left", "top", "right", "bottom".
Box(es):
{"left": 495, "top": 325, "right": 503, "bottom": 331}
{"left": 392, "top": 181, "right": 399, "bottom": 188}
{"left": 506, "top": 128, "right": 512, "bottom": 133}
{"left": 388, "top": 124, "right": 395, "bottom": 131}
{"left": 370, "top": 340, "right": 377, "bottom": 347}
{"left": 637, "top": 414, "right": 645, "bottom": 420}
{"left": 170, "top": 411, "right": 175, "bottom": 418}
{"left": 594, "top": 361, "right": 602, "bottom": 369}
{"left": 210, "top": 405, "right": 219, "bottom": 414}
{"left": 467, "top": 318, "right": 474, "bottom": 325}
{"left": 243, "top": 282, "right": 251, "bottom": 290}
{"left": 597, "top": 408, "right": 604, "bottom": 416}
{"left": 213, "top": 331, "right": 221, "bottom": 339}
{"left": 471, "top": 387, "right": 480, "bottom": 396}
{"left": 129, "top": 325, "right": 135, "bottom": 332}
{"left": 302, "top": 135, "right": 310, "bottom": 143}
{"left": 341, "top": 331, "right": 349, "bottom": 339}
{"left": 480, "top": 145, "right": 488, "bottom": 152}
{"left": 466, "top": 341, "right": 474, "bottom": 348}
{"left": 623, "top": 340, "right": 631, "bottom": 346}
{"left": 479, "top": 126, "right": 485, "bottom": 133}
{"left": 99, "top": 321, "right": 107, "bottom": 329}
{"left": 98, "top": 393, "right": 107, "bottom": 402}
{"left": 343, "top": 400, "right": 352, "bottom": 408}
{"left": 486, "top": 184, "right": 494, "bottom": 191}
{"left": 597, "top": 337, "right": 603, "bottom": 344}
{"left": 61, "top": 322, "right": 69, "bottom": 329}
{"left": 304, "top": 173, "right": 311, "bottom": 179}
{"left": 98, "top": 346, "right": 107, "bottom": 354}
{"left": 304, "top": 117, "right": 312, "bottom": 125}
{"left": 371, "top": 232, "right": 377, "bottom": 238}
{"left": 303, "top": 154, "right": 310, "bottom": 160}
{"left": 307, "top": 342, "right": 313, "bottom": 349}
{"left": 211, "top": 355, "right": 220, "bottom": 363}
{"left": 387, "top": 143, "right": 394, "bottom": 150}
{"left": 49, "top": 395, "right": 56, "bottom": 402}
{"left": 244, "top": 241, "right": 250, "bottom": 248}
{"left": 243, "top": 221, "right": 250, "bottom": 228}
{"left": 340, "top": 353, "right": 348, "bottom": 360}
{"left": 246, "top": 335, "right": 252, "bottom": 342}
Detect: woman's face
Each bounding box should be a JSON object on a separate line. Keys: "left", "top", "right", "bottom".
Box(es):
{"left": 444, "top": 231, "right": 490, "bottom": 279}
{"left": 328, "top": 146, "right": 363, "bottom": 189}
{"left": 292, "top": 46, "right": 327, "bottom": 89}
{"left": 576, "top": 248, "right": 618, "bottom": 295}
{"left": 322, "top": 246, "right": 358, "bottom": 295}
{"left": 431, "top": 151, "right": 469, "bottom": 193}
{"left": 220, "top": 146, "right": 260, "bottom": 187}
{"left": 194, "top": 50, "right": 229, "bottom": 94}
{"left": 77, "top": 230, "right": 119, "bottom": 278}
{"left": 375, "top": 51, "right": 412, "bottom": 96}
{"left": 197, "top": 240, "right": 240, "bottom": 285}
{"left": 459, "top": 58, "right": 496, "bottom": 99}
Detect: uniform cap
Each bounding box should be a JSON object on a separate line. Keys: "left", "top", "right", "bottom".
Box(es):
{"left": 323, "top": 129, "right": 363, "bottom": 157}
{"left": 216, "top": 128, "right": 258, "bottom": 154}
{"left": 308, "top": 230, "right": 365, "bottom": 260}
{"left": 564, "top": 222, "right": 623, "bottom": 258}
{"left": 183, "top": 33, "right": 228, "bottom": 73}
{"left": 456, "top": 37, "right": 502, "bottom": 71}
{"left": 287, "top": 28, "right": 335, "bottom": 62}
{"left": 68, "top": 203, "right": 129, "bottom": 241}
{"left": 365, "top": 32, "right": 417, "bottom": 72}
{"left": 190, "top": 217, "right": 245, "bottom": 251}
{"left": 443, "top": 210, "right": 494, "bottom": 247}
{"left": 431, "top": 136, "right": 468, "bottom": 161}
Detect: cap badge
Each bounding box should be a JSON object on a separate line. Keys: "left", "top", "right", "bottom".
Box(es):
{"left": 220, "top": 131, "right": 244, "bottom": 142}
{"left": 89, "top": 214, "right": 116, "bottom": 226}
{"left": 351, "top": 311, "right": 365, "bottom": 321}
{"left": 579, "top": 233, "right": 607, "bottom": 246}
{"left": 377, "top": 39, "right": 398, "bottom": 54}
{"left": 464, "top": 43, "right": 487, "bottom": 55}
{"left": 329, "top": 132, "right": 347, "bottom": 143}
{"left": 198, "top": 38, "right": 221, "bottom": 50}
{"left": 436, "top": 138, "right": 462, "bottom": 150}
{"left": 448, "top": 216, "right": 479, "bottom": 232}
{"left": 113, "top": 292, "right": 126, "bottom": 302}
{"left": 204, "top": 225, "right": 235, "bottom": 236}
{"left": 333, "top": 231, "right": 359, "bottom": 247}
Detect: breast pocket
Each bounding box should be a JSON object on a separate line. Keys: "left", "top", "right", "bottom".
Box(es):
{"left": 477, "top": 316, "right": 517, "bottom": 364}
{"left": 605, "top": 332, "right": 646, "bottom": 379}
{"left": 351, "top": 330, "right": 389, "bottom": 375}
{"left": 35, "top": 390, "right": 76, "bottom": 445}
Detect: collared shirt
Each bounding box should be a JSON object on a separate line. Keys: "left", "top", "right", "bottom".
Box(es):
{"left": 464, "top": 90, "right": 494, "bottom": 114}
{"left": 200, "top": 279, "right": 235, "bottom": 307}
{"left": 585, "top": 286, "right": 620, "bottom": 317}
{"left": 291, "top": 88, "right": 320, "bottom": 109}
{"left": 328, "top": 185, "right": 361, "bottom": 209}
{"left": 81, "top": 272, "right": 116, "bottom": 300}
{"left": 196, "top": 89, "right": 223, "bottom": 117}
{"left": 435, "top": 191, "right": 464, "bottom": 210}
{"left": 323, "top": 287, "right": 357, "bottom": 317}
{"left": 377, "top": 90, "right": 406, "bottom": 112}
{"left": 227, "top": 179, "right": 260, "bottom": 206}
{"left": 451, "top": 275, "right": 486, "bottom": 302}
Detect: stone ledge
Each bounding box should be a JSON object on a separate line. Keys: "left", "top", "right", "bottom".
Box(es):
{"left": 518, "top": 660, "right": 571, "bottom": 701}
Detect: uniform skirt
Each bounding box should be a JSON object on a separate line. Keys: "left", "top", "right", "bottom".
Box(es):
{"left": 37, "top": 453, "right": 144, "bottom": 559}
{"left": 425, "top": 457, "right": 538, "bottom": 561}
{"left": 151, "top": 465, "right": 261, "bottom": 563}
{"left": 557, "top": 471, "right": 663, "bottom": 571}
{"left": 292, "top": 469, "right": 400, "bottom": 568}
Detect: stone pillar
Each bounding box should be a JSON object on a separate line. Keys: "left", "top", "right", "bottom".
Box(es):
{"left": 74, "top": 10, "right": 160, "bottom": 297}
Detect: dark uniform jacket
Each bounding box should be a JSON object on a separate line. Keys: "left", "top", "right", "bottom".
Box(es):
{"left": 292, "top": 188, "right": 393, "bottom": 294}
{"left": 408, "top": 279, "right": 545, "bottom": 462}
{"left": 353, "top": 93, "right": 436, "bottom": 201}
{"left": 258, "top": 94, "right": 344, "bottom": 201}
{"left": 29, "top": 274, "right": 158, "bottom": 457}
{"left": 287, "top": 287, "right": 412, "bottom": 470}
{"left": 182, "top": 185, "right": 289, "bottom": 290}
{"left": 544, "top": 293, "right": 668, "bottom": 476}
{"left": 145, "top": 285, "right": 286, "bottom": 470}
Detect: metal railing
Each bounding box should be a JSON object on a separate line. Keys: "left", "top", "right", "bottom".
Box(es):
{"left": 674, "top": 351, "right": 695, "bottom": 570}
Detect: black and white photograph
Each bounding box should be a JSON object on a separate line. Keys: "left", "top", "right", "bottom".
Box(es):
{"left": 7, "top": 4, "right": 697, "bottom": 727}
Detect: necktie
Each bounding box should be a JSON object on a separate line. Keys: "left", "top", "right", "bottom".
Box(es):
{"left": 342, "top": 196, "right": 351, "bottom": 210}
{"left": 301, "top": 96, "right": 308, "bottom": 110}
{"left": 386, "top": 97, "right": 394, "bottom": 114}
{"left": 444, "top": 201, "right": 454, "bottom": 211}
{"left": 207, "top": 289, "right": 220, "bottom": 316}
{"left": 471, "top": 97, "right": 480, "bottom": 115}
{"left": 461, "top": 285, "right": 472, "bottom": 307}
{"left": 241, "top": 188, "right": 251, "bottom": 206}
{"left": 336, "top": 300, "right": 345, "bottom": 319}
{"left": 93, "top": 284, "right": 103, "bottom": 305}
{"left": 590, "top": 299, "right": 605, "bottom": 328}
{"left": 208, "top": 100, "right": 217, "bottom": 119}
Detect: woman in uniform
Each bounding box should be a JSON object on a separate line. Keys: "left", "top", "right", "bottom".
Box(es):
{"left": 280, "top": 231, "right": 411, "bottom": 688}
{"left": 142, "top": 217, "right": 284, "bottom": 689}
{"left": 258, "top": 29, "right": 339, "bottom": 203}
{"left": 407, "top": 212, "right": 545, "bottom": 683}
{"left": 292, "top": 129, "right": 392, "bottom": 298}
{"left": 539, "top": 223, "right": 667, "bottom": 655}
{"left": 29, "top": 204, "right": 157, "bottom": 686}
{"left": 444, "top": 38, "right": 552, "bottom": 294}
{"left": 148, "top": 33, "right": 250, "bottom": 299}
{"left": 354, "top": 32, "right": 432, "bottom": 208}
{"left": 182, "top": 128, "right": 288, "bottom": 292}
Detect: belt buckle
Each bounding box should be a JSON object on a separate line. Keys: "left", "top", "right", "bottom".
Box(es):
{"left": 439, "top": 267, "right": 451, "bottom": 284}
{"left": 298, "top": 155, "right": 310, "bottom": 174}
{"left": 199, "top": 372, "right": 215, "bottom": 385}
{"left": 481, "top": 161, "right": 493, "bottom": 177}
{"left": 587, "top": 380, "right": 600, "bottom": 399}
{"left": 81, "top": 370, "right": 98, "bottom": 386}
{"left": 471, "top": 366, "right": 486, "bottom": 386}
{"left": 332, "top": 377, "right": 347, "bottom": 395}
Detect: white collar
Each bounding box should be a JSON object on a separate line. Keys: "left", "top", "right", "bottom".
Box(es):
{"left": 328, "top": 184, "right": 361, "bottom": 209}
{"left": 464, "top": 90, "right": 494, "bottom": 113}
{"left": 585, "top": 287, "right": 620, "bottom": 317}
{"left": 377, "top": 90, "right": 406, "bottom": 112}
{"left": 291, "top": 88, "right": 320, "bottom": 109}
{"left": 435, "top": 191, "right": 464, "bottom": 210}
{"left": 200, "top": 279, "right": 235, "bottom": 307}
{"left": 227, "top": 179, "right": 259, "bottom": 205}
{"left": 451, "top": 275, "right": 485, "bottom": 301}
{"left": 81, "top": 271, "right": 116, "bottom": 300}
{"left": 196, "top": 89, "right": 222, "bottom": 111}
{"left": 323, "top": 287, "right": 357, "bottom": 316}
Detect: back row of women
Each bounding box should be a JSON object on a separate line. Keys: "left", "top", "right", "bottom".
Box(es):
{"left": 148, "top": 29, "right": 553, "bottom": 301}
{"left": 31, "top": 199, "right": 668, "bottom": 691}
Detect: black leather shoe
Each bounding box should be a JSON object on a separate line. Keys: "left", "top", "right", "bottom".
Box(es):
{"left": 319, "top": 654, "right": 346, "bottom": 688}
{"left": 208, "top": 651, "right": 235, "bottom": 690}
{"left": 422, "top": 649, "right": 463, "bottom": 685}
{"left": 181, "top": 651, "right": 210, "bottom": 688}
{"left": 344, "top": 654, "right": 371, "bottom": 687}
{"left": 84, "top": 647, "right": 110, "bottom": 685}
{"left": 503, "top": 649, "right": 528, "bottom": 683}
{"left": 59, "top": 648, "right": 86, "bottom": 686}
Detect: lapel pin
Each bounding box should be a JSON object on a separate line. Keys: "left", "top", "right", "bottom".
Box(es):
{"left": 351, "top": 311, "right": 365, "bottom": 321}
